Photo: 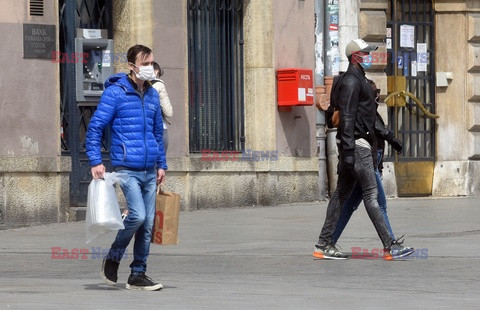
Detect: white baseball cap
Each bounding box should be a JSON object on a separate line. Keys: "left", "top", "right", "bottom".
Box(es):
{"left": 345, "top": 39, "right": 378, "bottom": 57}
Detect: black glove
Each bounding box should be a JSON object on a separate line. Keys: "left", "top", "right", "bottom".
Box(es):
{"left": 344, "top": 155, "right": 355, "bottom": 170}
{"left": 386, "top": 133, "right": 403, "bottom": 153}
{"left": 390, "top": 137, "right": 403, "bottom": 153}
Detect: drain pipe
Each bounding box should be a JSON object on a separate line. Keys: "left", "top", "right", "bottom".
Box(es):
{"left": 324, "top": 0, "right": 340, "bottom": 197}
{"left": 314, "top": 0, "right": 328, "bottom": 200}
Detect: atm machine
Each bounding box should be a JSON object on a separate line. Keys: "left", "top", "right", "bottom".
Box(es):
{"left": 75, "top": 29, "right": 114, "bottom": 102}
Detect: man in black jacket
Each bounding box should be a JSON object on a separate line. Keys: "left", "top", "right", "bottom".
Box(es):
{"left": 314, "top": 39, "right": 414, "bottom": 260}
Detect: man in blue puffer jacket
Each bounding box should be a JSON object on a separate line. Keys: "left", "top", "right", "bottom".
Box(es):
{"left": 86, "top": 44, "right": 167, "bottom": 291}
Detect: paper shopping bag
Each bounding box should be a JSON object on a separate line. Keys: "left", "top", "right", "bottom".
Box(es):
{"left": 151, "top": 188, "right": 180, "bottom": 245}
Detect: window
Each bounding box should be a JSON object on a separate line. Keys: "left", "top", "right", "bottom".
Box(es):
{"left": 188, "top": 0, "right": 245, "bottom": 152}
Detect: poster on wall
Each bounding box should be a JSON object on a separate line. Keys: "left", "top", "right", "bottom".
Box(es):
{"left": 400, "top": 25, "right": 415, "bottom": 48}
{"left": 403, "top": 54, "right": 409, "bottom": 76}
{"left": 417, "top": 43, "right": 428, "bottom": 72}
{"left": 411, "top": 60, "right": 418, "bottom": 77}
{"left": 386, "top": 38, "right": 392, "bottom": 49}
{"left": 330, "top": 13, "right": 339, "bottom": 25}
{"left": 327, "top": 0, "right": 339, "bottom": 13}
{"left": 329, "top": 31, "right": 339, "bottom": 48}
{"left": 332, "top": 51, "right": 340, "bottom": 76}
{"left": 386, "top": 27, "right": 392, "bottom": 49}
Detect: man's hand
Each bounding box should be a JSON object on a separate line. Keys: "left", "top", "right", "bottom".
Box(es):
{"left": 390, "top": 137, "right": 403, "bottom": 153}
{"left": 386, "top": 133, "right": 403, "bottom": 153}
{"left": 157, "top": 169, "right": 166, "bottom": 186}
{"left": 91, "top": 164, "right": 106, "bottom": 179}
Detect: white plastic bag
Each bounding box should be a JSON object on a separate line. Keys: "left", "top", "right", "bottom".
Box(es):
{"left": 86, "top": 172, "right": 128, "bottom": 243}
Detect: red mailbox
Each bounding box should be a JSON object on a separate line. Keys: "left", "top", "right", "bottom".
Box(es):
{"left": 276, "top": 68, "right": 314, "bottom": 111}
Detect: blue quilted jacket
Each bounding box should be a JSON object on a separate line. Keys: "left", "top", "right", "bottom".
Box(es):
{"left": 86, "top": 73, "right": 167, "bottom": 171}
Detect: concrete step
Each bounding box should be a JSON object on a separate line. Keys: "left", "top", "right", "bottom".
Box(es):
{"left": 69, "top": 207, "right": 86, "bottom": 222}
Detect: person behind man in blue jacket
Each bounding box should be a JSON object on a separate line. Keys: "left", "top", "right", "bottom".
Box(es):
{"left": 86, "top": 44, "right": 167, "bottom": 291}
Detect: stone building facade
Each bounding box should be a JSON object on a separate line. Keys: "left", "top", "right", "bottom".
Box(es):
{"left": 0, "top": 0, "right": 70, "bottom": 228}
{"left": 1, "top": 0, "right": 478, "bottom": 228}
{"left": 341, "top": 0, "right": 480, "bottom": 197}
{"left": 0, "top": 0, "right": 320, "bottom": 228}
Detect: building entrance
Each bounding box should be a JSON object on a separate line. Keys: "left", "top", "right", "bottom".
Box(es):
{"left": 386, "top": 0, "right": 438, "bottom": 196}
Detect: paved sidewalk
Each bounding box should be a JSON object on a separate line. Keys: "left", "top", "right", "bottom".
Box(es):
{"left": 0, "top": 197, "right": 479, "bottom": 309}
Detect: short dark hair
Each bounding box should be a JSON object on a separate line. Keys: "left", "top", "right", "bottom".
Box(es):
{"left": 127, "top": 44, "right": 152, "bottom": 65}
{"left": 153, "top": 61, "right": 164, "bottom": 77}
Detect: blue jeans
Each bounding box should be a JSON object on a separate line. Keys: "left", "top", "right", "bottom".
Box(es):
{"left": 107, "top": 169, "right": 156, "bottom": 274}
{"left": 318, "top": 145, "right": 394, "bottom": 249}
{"left": 330, "top": 150, "right": 395, "bottom": 244}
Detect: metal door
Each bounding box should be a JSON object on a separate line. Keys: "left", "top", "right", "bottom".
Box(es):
{"left": 59, "top": 0, "right": 113, "bottom": 207}
{"left": 386, "top": 0, "right": 438, "bottom": 196}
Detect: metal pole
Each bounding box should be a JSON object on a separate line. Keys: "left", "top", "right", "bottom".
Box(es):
{"left": 315, "top": 0, "right": 327, "bottom": 199}
{"left": 66, "top": 0, "right": 79, "bottom": 206}
{"left": 393, "top": 0, "right": 399, "bottom": 165}
{"left": 325, "top": 0, "right": 340, "bottom": 197}
{"left": 324, "top": 0, "right": 340, "bottom": 77}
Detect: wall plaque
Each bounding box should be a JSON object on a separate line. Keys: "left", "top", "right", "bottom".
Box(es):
{"left": 23, "top": 24, "right": 56, "bottom": 59}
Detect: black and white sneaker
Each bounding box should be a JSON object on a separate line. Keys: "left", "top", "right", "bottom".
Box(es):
{"left": 126, "top": 273, "right": 163, "bottom": 291}
{"left": 313, "top": 244, "right": 349, "bottom": 260}
{"left": 101, "top": 258, "right": 119, "bottom": 286}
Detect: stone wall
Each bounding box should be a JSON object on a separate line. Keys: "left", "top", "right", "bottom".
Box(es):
{"left": 0, "top": 0, "right": 72, "bottom": 228}
{"left": 432, "top": 1, "right": 480, "bottom": 196}
{"left": 107, "top": 0, "right": 321, "bottom": 212}
{"left": 163, "top": 157, "right": 319, "bottom": 211}
{"left": 0, "top": 157, "right": 71, "bottom": 229}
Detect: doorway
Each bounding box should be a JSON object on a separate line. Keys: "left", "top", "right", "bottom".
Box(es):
{"left": 386, "top": 0, "right": 436, "bottom": 196}
{"left": 59, "top": 0, "right": 113, "bottom": 207}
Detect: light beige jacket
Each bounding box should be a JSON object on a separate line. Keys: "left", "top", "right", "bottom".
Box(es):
{"left": 152, "top": 79, "right": 173, "bottom": 128}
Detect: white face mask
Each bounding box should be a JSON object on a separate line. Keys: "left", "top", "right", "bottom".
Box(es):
{"left": 132, "top": 64, "right": 155, "bottom": 81}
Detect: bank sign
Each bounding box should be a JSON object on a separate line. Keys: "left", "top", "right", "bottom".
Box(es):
{"left": 23, "top": 24, "right": 56, "bottom": 59}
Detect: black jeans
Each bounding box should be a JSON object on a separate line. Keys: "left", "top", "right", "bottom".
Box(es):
{"left": 318, "top": 144, "right": 394, "bottom": 249}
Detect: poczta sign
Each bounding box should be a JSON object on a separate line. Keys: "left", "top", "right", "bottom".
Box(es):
{"left": 23, "top": 24, "right": 56, "bottom": 59}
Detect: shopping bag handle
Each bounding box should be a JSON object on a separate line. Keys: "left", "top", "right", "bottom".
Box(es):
{"left": 157, "top": 185, "right": 169, "bottom": 195}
